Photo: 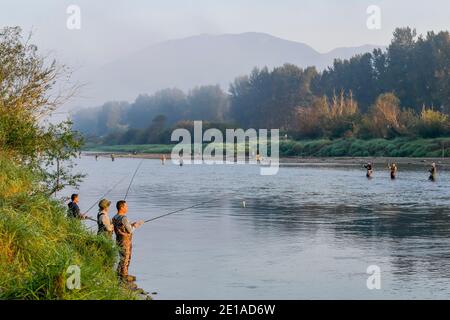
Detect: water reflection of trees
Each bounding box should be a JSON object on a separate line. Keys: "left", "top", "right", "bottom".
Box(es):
{"left": 233, "top": 197, "right": 450, "bottom": 279}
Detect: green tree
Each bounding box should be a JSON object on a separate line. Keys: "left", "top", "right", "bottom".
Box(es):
{"left": 0, "top": 26, "right": 83, "bottom": 193}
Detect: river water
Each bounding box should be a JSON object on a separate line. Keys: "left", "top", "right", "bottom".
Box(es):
{"left": 69, "top": 156, "right": 450, "bottom": 299}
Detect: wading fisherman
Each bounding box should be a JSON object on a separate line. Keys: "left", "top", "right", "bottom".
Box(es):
{"left": 95, "top": 154, "right": 98, "bottom": 161}
{"left": 389, "top": 163, "right": 398, "bottom": 179}
{"left": 161, "top": 154, "right": 166, "bottom": 165}
{"left": 97, "top": 199, "right": 113, "bottom": 239}
{"left": 67, "top": 194, "right": 87, "bottom": 219}
{"left": 112, "top": 200, "right": 144, "bottom": 283}
{"left": 364, "top": 162, "right": 373, "bottom": 178}
{"left": 429, "top": 163, "right": 437, "bottom": 181}
{"left": 256, "top": 153, "right": 262, "bottom": 164}
{"left": 111, "top": 154, "right": 115, "bottom": 162}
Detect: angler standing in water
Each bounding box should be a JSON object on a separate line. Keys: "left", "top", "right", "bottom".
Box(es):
{"left": 67, "top": 194, "right": 87, "bottom": 220}
{"left": 429, "top": 162, "right": 437, "bottom": 181}
{"left": 256, "top": 153, "right": 262, "bottom": 164}
{"left": 389, "top": 163, "right": 398, "bottom": 179}
{"left": 364, "top": 162, "right": 373, "bottom": 178}
{"left": 111, "top": 154, "right": 115, "bottom": 162}
{"left": 97, "top": 199, "right": 113, "bottom": 239}
{"left": 112, "top": 200, "right": 144, "bottom": 283}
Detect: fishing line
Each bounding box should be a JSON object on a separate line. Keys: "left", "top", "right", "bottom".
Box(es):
{"left": 124, "top": 159, "right": 145, "bottom": 200}
{"left": 143, "top": 198, "right": 221, "bottom": 224}
{"left": 85, "top": 175, "right": 129, "bottom": 214}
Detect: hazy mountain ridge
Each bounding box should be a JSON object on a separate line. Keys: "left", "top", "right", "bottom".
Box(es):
{"left": 80, "top": 32, "right": 383, "bottom": 106}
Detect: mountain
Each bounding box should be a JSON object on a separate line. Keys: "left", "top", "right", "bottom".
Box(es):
{"left": 76, "top": 32, "right": 383, "bottom": 107}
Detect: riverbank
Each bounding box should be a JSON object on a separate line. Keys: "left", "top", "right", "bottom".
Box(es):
{"left": 83, "top": 137, "right": 450, "bottom": 159}
{"left": 0, "top": 155, "right": 148, "bottom": 300}
{"left": 83, "top": 152, "right": 450, "bottom": 169}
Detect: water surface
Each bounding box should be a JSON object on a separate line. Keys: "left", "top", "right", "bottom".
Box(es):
{"left": 69, "top": 157, "right": 450, "bottom": 299}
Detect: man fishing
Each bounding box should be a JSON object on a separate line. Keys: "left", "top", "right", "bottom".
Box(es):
{"left": 389, "top": 163, "right": 398, "bottom": 179}
{"left": 429, "top": 162, "right": 437, "bottom": 181}
{"left": 67, "top": 194, "right": 87, "bottom": 219}
{"left": 364, "top": 162, "right": 373, "bottom": 178}
{"left": 97, "top": 199, "right": 114, "bottom": 239}
{"left": 112, "top": 200, "right": 144, "bottom": 283}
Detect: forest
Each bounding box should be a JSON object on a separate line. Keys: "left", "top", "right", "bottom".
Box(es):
{"left": 73, "top": 27, "right": 450, "bottom": 146}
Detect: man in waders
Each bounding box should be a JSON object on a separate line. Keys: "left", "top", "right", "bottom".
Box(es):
{"left": 429, "top": 163, "right": 437, "bottom": 181}
{"left": 112, "top": 200, "right": 144, "bottom": 283}
{"left": 67, "top": 194, "right": 87, "bottom": 220}
{"left": 97, "top": 199, "right": 114, "bottom": 239}
{"left": 364, "top": 162, "right": 373, "bottom": 178}
{"left": 389, "top": 163, "right": 398, "bottom": 179}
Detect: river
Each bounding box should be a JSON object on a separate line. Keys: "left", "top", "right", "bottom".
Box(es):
{"left": 68, "top": 156, "right": 450, "bottom": 299}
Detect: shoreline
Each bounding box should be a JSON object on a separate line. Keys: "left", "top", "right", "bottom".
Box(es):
{"left": 81, "top": 152, "right": 450, "bottom": 168}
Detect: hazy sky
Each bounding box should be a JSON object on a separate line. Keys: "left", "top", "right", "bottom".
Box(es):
{"left": 2, "top": 0, "right": 449, "bottom": 68}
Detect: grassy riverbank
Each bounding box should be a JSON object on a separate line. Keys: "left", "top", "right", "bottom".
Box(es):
{"left": 84, "top": 137, "right": 450, "bottom": 158}
{"left": 0, "top": 155, "right": 138, "bottom": 300}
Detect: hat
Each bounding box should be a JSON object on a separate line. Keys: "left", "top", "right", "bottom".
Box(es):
{"left": 98, "top": 199, "right": 111, "bottom": 210}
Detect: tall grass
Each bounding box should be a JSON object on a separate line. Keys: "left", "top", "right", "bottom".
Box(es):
{"left": 279, "top": 137, "right": 450, "bottom": 158}
{"left": 0, "top": 155, "right": 137, "bottom": 300}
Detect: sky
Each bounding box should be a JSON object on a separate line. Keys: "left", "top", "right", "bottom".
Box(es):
{"left": 2, "top": 0, "right": 450, "bottom": 69}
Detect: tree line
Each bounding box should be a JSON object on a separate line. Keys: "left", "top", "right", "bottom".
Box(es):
{"left": 73, "top": 27, "right": 450, "bottom": 145}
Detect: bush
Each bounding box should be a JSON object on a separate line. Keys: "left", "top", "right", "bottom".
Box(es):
{"left": 0, "top": 156, "right": 137, "bottom": 300}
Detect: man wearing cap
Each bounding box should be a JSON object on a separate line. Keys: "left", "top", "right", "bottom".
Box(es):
{"left": 97, "top": 199, "right": 114, "bottom": 239}
{"left": 112, "top": 200, "right": 144, "bottom": 282}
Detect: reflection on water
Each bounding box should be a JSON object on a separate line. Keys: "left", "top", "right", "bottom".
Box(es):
{"left": 69, "top": 157, "right": 450, "bottom": 299}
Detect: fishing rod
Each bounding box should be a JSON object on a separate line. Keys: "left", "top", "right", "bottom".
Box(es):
{"left": 143, "top": 198, "right": 220, "bottom": 224}
{"left": 124, "top": 159, "right": 145, "bottom": 200}
{"left": 84, "top": 174, "right": 129, "bottom": 214}
{"left": 83, "top": 159, "right": 144, "bottom": 227}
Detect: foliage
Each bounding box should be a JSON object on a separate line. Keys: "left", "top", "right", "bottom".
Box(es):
{"left": 72, "top": 27, "right": 450, "bottom": 146}
{"left": 0, "top": 26, "right": 83, "bottom": 193}
{"left": 0, "top": 156, "right": 137, "bottom": 300}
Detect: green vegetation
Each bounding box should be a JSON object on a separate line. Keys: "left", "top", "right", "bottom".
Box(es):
{"left": 84, "top": 143, "right": 173, "bottom": 154}
{"left": 84, "top": 137, "right": 450, "bottom": 158}
{"left": 74, "top": 27, "right": 450, "bottom": 147}
{"left": 0, "top": 156, "right": 137, "bottom": 299}
{"left": 0, "top": 27, "right": 138, "bottom": 300}
{"left": 280, "top": 138, "right": 450, "bottom": 158}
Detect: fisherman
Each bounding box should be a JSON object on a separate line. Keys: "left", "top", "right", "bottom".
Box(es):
{"left": 97, "top": 199, "right": 114, "bottom": 239}
{"left": 67, "top": 194, "right": 87, "bottom": 219}
{"left": 111, "top": 154, "right": 115, "bottom": 162}
{"left": 429, "top": 162, "right": 437, "bottom": 181}
{"left": 389, "top": 163, "right": 398, "bottom": 179}
{"left": 161, "top": 154, "right": 166, "bottom": 165}
{"left": 95, "top": 154, "right": 98, "bottom": 161}
{"left": 364, "top": 162, "right": 373, "bottom": 178}
{"left": 112, "top": 200, "right": 144, "bottom": 283}
{"left": 256, "top": 153, "right": 262, "bottom": 164}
